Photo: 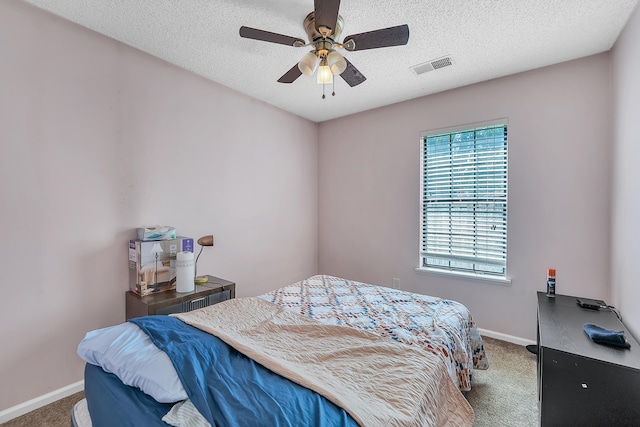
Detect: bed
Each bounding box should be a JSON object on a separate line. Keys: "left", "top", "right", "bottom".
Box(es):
{"left": 75, "top": 275, "right": 488, "bottom": 427}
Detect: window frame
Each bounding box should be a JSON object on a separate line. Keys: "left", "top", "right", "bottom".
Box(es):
{"left": 417, "top": 119, "right": 510, "bottom": 283}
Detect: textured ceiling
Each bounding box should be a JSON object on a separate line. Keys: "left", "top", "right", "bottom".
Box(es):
{"left": 22, "top": 0, "right": 639, "bottom": 122}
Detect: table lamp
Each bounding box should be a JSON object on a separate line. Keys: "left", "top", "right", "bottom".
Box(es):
{"left": 150, "top": 242, "right": 164, "bottom": 290}
{"left": 194, "top": 234, "right": 214, "bottom": 283}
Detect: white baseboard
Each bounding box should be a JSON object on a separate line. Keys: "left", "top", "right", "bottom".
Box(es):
{"left": 478, "top": 328, "right": 536, "bottom": 347}
{"left": 0, "top": 380, "right": 84, "bottom": 424}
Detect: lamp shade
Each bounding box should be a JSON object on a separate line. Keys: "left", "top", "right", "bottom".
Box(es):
{"left": 326, "top": 50, "right": 347, "bottom": 75}
{"left": 150, "top": 242, "right": 163, "bottom": 255}
{"left": 197, "top": 235, "right": 214, "bottom": 247}
{"left": 298, "top": 52, "right": 319, "bottom": 76}
{"left": 316, "top": 59, "right": 333, "bottom": 84}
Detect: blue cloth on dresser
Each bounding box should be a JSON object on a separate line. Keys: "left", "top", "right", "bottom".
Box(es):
{"left": 130, "top": 315, "right": 359, "bottom": 427}
{"left": 584, "top": 323, "right": 631, "bottom": 349}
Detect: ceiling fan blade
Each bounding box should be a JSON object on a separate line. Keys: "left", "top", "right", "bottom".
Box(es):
{"left": 277, "top": 64, "right": 303, "bottom": 84}
{"left": 239, "top": 26, "right": 305, "bottom": 47}
{"left": 314, "top": 0, "right": 341, "bottom": 35}
{"left": 343, "top": 24, "right": 409, "bottom": 51}
{"left": 339, "top": 58, "right": 366, "bottom": 87}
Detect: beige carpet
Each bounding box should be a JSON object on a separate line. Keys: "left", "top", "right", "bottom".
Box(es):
{"left": 466, "top": 336, "right": 538, "bottom": 426}
{"left": 1, "top": 337, "right": 537, "bottom": 426}
{"left": 1, "top": 391, "right": 85, "bottom": 427}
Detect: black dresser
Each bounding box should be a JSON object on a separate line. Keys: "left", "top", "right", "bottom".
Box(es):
{"left": 537, "top": 292, "right": 640, "bottom": 426}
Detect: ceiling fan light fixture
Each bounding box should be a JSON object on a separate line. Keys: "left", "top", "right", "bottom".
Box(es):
{"left": 316, "top": 58, "right": 333, "bottom": 84}
{"left": 298, "top": 51, "right": 319, "bottom": 75}
{"left": 326, "top": 50, "right": 347, "bottom": 75}
{"left": 240, "top": 3, "right": 409, "bottom": 90}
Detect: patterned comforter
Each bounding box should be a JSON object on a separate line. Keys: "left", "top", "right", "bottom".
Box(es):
{"left": 259, "top": 275, "right": 488, "bottom": 391}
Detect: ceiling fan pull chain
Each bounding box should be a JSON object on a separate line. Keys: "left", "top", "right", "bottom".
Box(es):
{"left": 332, "top": 79, "right": 335, "bottom": 97}
{"left": 322, "top": 83, "right": 326, "bottom": 99}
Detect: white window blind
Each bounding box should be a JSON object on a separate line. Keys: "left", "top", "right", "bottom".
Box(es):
{"left": 420, "top": 122, "right": 508, "bottom": 276}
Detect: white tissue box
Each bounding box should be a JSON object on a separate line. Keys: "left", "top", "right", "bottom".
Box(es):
{"left": 128, "top": 237, "right": 194, "bottom": 296}
{"left": 137, "top": 226, "right": 177, "bottom": 241}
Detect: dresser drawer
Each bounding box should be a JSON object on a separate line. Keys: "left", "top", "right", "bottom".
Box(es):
{"left": 155, "top": 290, "right": 231, "bottom": 315}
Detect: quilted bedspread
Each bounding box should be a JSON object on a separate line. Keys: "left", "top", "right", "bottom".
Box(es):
{"left": 259, "top": 275, "right": 488, "bottom": 391}
{"left": 175, "top": 297, "right": 474, "bottom": 427}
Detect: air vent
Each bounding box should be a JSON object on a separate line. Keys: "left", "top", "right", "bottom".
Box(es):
{"left": 411, "top": 62, "right": 434, "bottom": 74}
{"left": 411, "top": 56, "right": 454, "bottom": 75}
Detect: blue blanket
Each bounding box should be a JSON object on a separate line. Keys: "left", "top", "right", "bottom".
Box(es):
{"left": 130, "top": 315, "right": 359, "bottom": 427}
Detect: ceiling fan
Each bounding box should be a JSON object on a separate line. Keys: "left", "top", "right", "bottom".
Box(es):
{"left": 239, "top": 0, "right": 409, "bottom": 97}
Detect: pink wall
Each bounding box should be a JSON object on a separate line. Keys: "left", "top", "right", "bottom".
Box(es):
{"left": 0, "top": 1, "right": 318, "bottom": 411}
{"left": 611, "top": 4, "right": 640, "bottom": 339}
{"left": 2, "top": 0, "right": 637, "bottom": 414}
{"left": 318, "top": 54, "right": 613, "bottom": 341}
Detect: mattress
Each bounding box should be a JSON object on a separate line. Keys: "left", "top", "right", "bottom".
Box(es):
{"left": 70, "top": 398, "right": 91, "bottom": 427}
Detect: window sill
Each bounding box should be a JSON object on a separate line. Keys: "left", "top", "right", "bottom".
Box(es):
{"left": 415, "top": 267, "right": 512, "bottom": 285}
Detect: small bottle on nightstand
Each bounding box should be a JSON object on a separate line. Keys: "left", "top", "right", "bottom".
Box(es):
{"left": 546, "top": 268, "right": 556, "bottom": 297}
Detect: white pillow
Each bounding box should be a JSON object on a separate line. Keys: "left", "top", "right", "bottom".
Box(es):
{"left": 77, "top": 322, "right": 188, "bottom": 403}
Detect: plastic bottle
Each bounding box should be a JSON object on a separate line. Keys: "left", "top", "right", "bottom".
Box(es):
{"left": 546, "top": 268, "right": 556, "bottom": 297}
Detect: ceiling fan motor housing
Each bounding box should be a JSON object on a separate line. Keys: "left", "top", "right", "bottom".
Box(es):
{"left": 304, "top": 12, "right": 344, "bottom": 56}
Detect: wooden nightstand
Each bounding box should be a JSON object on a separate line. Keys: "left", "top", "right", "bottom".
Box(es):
{"left": 125, "top": 275, "right": 235, "bottom": 320}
